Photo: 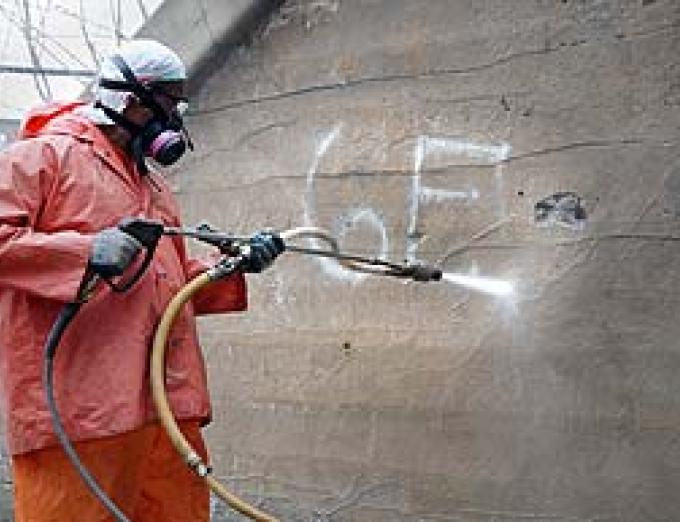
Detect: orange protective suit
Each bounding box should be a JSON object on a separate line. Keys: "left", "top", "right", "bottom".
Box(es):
{"left": 0, "top": 102, "right": 246, "bottom": 516}
{"left": 12, "top": 420, "right": 209, "bottom": 521}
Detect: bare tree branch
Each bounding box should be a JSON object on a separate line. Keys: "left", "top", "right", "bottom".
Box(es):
{"left": 0, "top": 64, "right": 95, "bottom": 76}
{"left": 78, "top": 0, "right": 100, "bottom": 68}
{"left": 117, "top": 0, "right": 123, "bottom": 39}
{"left": 108, "top": 0, "right": 124, "bottom": 45}
{"left": 0, "top": 3, "right": 92, "bottom": 69}
{"left": 19, "top": 0, "right": 51, "bottom": 100}
{"left": 136, "top": 0, "right": 149, "bottom": 21}
{"left": 53, "top": 4, "right": 114, "bottom": 34}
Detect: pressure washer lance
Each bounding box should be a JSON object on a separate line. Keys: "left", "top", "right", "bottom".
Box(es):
{"left": 43, "top": 218, "right": 442, "bottom": 522}
{"left": 162, "top": 222, "right": 443, "bottom": 282}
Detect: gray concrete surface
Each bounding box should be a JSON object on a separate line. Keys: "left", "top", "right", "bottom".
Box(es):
{"left": 175, "top": 0, "right": 680, "bottom": 520}
{"left": 0, "top": 447, "right": 9, "bottom": 522}
{"left": 136, "top": 0, "right": 284, "bottom": 94}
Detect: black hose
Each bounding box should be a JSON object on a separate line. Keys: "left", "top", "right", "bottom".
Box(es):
{"left": 43, "top": 302, "right": 131, "bottom": 522}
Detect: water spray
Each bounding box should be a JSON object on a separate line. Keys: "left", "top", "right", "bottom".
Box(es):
{"left": 441, "top": 272, "right": 514, "bottom": 297}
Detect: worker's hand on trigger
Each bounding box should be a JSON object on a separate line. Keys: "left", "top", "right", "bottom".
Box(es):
{"left": 88, "top": 227, "right": 143, "bottom": 279}
{"left": 241, "top": 231, "right": 286, "bottom": 273}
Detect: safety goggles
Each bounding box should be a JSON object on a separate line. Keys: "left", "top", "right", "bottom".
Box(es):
{"left": 148, "top": 84, "right": 189, "bottom": 116}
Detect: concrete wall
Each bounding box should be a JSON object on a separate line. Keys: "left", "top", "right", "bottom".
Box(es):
{"left": 136, "top": 0, "right": 284, "bottom": 94}
{"left": 175, "top": 1, "right": 680, "bottom": 520}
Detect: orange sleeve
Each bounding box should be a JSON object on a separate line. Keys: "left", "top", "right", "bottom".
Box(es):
{"left": 0, "top": 140, "right": 93, "bottom": 302}
{"left": 184, "top": 257, "right": 248, "bottom": 315}
{"left": 170, "top": 229, "right": 247, "bottom": 315}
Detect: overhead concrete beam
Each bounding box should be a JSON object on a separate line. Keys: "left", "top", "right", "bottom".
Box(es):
{"left": 136, "top": 0, "right": 283, "bottom": 93}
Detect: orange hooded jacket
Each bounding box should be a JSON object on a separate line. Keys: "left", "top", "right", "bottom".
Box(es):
{"left": 0, "top": 102, "right": 247, "bottom": 455}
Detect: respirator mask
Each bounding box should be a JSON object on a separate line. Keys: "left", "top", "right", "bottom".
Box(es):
{"left": 95, "top": 54, "right": 193, "bottom": 174}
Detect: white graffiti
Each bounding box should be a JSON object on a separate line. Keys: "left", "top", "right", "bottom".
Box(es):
{"left": 303, "top": 126, "right": 512, "bottom": 282}
{"left": 407, "top": 135, "right": 511, "bottom": 262}
{"left": 333, "top": 207, "right": 389, "bottom": 256}
{"left": 304, "top": 124, "right": 390, "bottom": 282}
{"left": 420, "top": 186, "right": 480, "bottom": 203}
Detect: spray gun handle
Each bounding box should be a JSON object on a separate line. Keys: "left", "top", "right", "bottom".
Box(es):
{"left": 108, "top": 217, "right": 166, "bottom": 293}
{"left": 73, "top": 218, "right": 165, "bottom": 302}
{"left": 119, "top": 217, "right": 165, "bottom": 250}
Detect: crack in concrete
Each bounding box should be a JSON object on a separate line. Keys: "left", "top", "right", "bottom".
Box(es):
{"left": 233, "top": 118, "right": 298, "bottom": 148}
{"left": 504, "top": 139, "right": 646, "bottom": 163}
{"left": 421, "top": 91, "right": 532, "bottom": 106}
{"left": 194, "top": 20, "right": 679, "bottom": 116}
{"left": 616, "top": 18, "right": 680, "bottom": 41}
{"left": 434, "top": 233, "right": 680, "bottom": 257}
{"left": 195, "top": 45, "right": 569, "bottom": 115}
{"left": 438, "top": 216, "right": 513, "bottom": 266}
{"left": 196, "top": 41, "right": 599, "bottom": 114}
{"left": 194, "top": 0, "right": 215, "bottom": 41}
{"left": 313, "top": 476, "right": 400, "bottom": 520}
{"left": 444, "top": 506, "right": 610, "bottom": 521}
{"left": 312, "top": 492, "right": 609, "bottom": 521}
{"left": 184, "top": 137, "right": 653, "bottom": 194}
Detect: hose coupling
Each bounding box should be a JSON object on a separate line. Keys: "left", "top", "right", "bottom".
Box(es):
{"left": 186, "top": 451, "right": 212, "bottom": 478}
{"left": 207, "top": 256, "right": 244, "bottom": 281}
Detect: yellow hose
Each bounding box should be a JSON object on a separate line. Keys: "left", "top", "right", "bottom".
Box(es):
{"left": 151, "top": 227, "right": 391, "bottom": 520}
{"left": 151, "top": 272, "right": 277, "bottom": 521}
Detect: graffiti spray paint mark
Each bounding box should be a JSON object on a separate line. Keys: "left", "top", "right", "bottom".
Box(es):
{"left": 304, "top": 124, "right": 390, "bottom": 282}
{"left": 333, "top": 207, "right": 389, "bottom": 257}
{"left": 534, "top": 192, "right": 587, "bottom": 230}
{"left": 407, "top": 135, "right": 511, "bottom": 261}
{"left": 303, "top": 127, "right": 512, "bottom": 286}
{"left": 420, "top": 186, "right": 480, "bottom": 203}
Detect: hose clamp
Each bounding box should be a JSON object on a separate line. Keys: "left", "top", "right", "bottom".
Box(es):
{"left": 186, "top": 451, "right": 212, "bottom": 478}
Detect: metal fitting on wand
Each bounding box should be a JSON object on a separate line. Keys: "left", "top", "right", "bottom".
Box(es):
{"left": 402, "top": 262, "right": 443, "bottom": 282}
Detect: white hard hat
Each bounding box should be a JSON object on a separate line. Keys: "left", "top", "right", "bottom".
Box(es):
{"left": 78, "top": 39, "right": 186, "bottom": 125}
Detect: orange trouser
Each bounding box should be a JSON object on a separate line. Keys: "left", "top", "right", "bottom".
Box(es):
{"left": 11, "top": 420, "right": 210, "bottom": 522}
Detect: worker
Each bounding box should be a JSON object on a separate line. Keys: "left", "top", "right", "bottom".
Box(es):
{"left": 0, "top": 39, "right": 284, "bottom": 521}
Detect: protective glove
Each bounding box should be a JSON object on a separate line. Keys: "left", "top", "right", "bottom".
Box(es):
{"left": 241, "top": 231, "right": 285, "bottom": 273}
{"left": 88, "top": 227, "right": 143, "bottom": 278}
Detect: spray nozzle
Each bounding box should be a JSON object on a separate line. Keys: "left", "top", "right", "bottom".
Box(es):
{"left": 394, "top": 262, "right": 443, "bottom": 282}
